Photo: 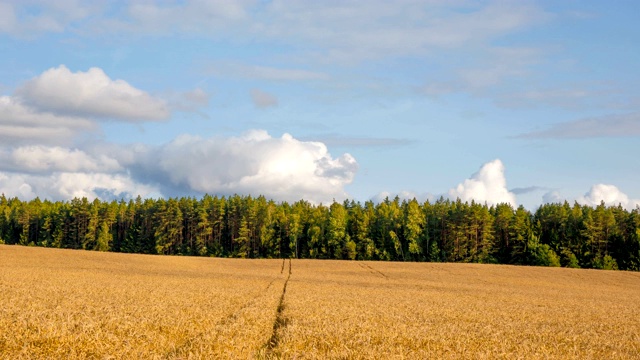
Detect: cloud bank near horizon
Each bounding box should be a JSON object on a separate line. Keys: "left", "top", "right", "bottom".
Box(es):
{"left": 0, "top": 130, "right": 358, "bottom": 204}
{"left": 373, "top": 160, "right": 639, "bottom": 211}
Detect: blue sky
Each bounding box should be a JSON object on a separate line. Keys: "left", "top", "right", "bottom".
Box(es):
{"left": 0, "top": 0, "right": 638, "bottom": 210}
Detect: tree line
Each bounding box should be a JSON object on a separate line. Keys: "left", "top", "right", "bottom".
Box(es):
{"left": 1, "top": 194, "right": 638, "bottom": 270}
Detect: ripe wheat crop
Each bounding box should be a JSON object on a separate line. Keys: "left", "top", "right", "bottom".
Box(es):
{"left": 1, "top": 245, "right": 639, "bottom": 359}
{"left": 0, "top": 245, "right": 285, "bottom": 359}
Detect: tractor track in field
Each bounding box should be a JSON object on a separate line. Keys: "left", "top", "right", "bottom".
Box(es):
{"left": 263, "top": 258, "right": 292, "bottom": 357}
{"left": 169, "top": 266, "right": 283, "bottom": 357}
{"left": 359, "top": 262, "right": 388, "bottom": 279}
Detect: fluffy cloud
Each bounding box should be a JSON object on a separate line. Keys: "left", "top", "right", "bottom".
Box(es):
{"left": 578, "top": 184, "right": 640, "bottom": 210}
{"left": 0, "top": 96, "right": 95, "bottom": 145}
{"left": 0, "top": 131, "right": 357, "bottom": 203}
{"left": 2, "top": 66, "right": 205, "bottom": 145}
{"left": 374, "top": 160, "right": 518, "bottom": 206}
{"left": 0, "top": 172, "right": 36, "bottom": 199}
{"left": 0, "top": 145, "right": 156, "bottom": 201}
{"left": 541, "top": 185, "right": 640, "bottom": 210}
{"left": 17, "top": 65, "right": 170, "bottom": 121}
{"left": 0, "top": 146, "right": 121, "bottom": 173}
{"left": 449, "top": 159, "right": 517, "bottom": 206}
{"left": 122, "top": 130, "right": 357, "bottom": 203}
{"left": 0, "top": 171, "right": 159, "bottom": 201}
{"left": 250, "top": 89, "right": 278, "bottom": 109}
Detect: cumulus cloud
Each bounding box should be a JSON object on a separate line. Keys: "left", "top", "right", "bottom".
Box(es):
{"left": 0, "top": 146, "right": 121, "bottom": 174}
{"left": 0, "top": 172, "right": 36, "bottom": 199}
{"left": 578, "top": 184, "right": 640, "bottom": 210}
{"left": 120, "top": 130, "right": 357, "bottom": 203}
{"left": 250, "top": 89, "right": 278, "bottom": 109}
{"left": 0, "top": 171, "right": 160, "bottom": 201}
{"left": 16, "top": 65, "right": 170, "bottom": 121}
{"left": 0, "top": 96, "right": 96, "bottom": 145}
{"left": 541, "top": 185, "right": 640, "bottom": 210}
{"left": 1, "top": 130, "right": 356, "bottom": 203}
{"left": 0, "top": 145, "right": 157, "bottom": 201}
{"left": 449, "top": 159, "right": 517, "bottom": 206}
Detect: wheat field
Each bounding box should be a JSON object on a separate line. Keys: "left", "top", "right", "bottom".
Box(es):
{"left": 1, "top": 245, "right": 639, "bottom": 359}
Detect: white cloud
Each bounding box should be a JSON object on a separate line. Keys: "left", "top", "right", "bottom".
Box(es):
{"left": 17, "top": 65, "right": 170, "bottom": 121}
{"left": 123, "top": 130, "right": 358, "bottom": 204}
{"left": 1, "top": 146, "right": 121, "bottom": 173}
{"left": 0, "top": 144, "right": 157, "bottom": 201}
{"left": 0, "top": 96, "right": 96, "bottom": 145}
{"left": 0, "top": 171, "right": 159, "bottom": 201}
{"left": 578, "top": 184, "right": 640, "bottom": 210}
{"left": 50, "top": 172, "right": 160, "bottom": 200}
{"left": 0, "top": 172, "right": 36, "bottom": 199}
{"left": 1, "top": 65, "right": 196, "bottom": 145}
{"left": 449, "top": 159, "right": 517, "bottom": 206}
{"left": 250, "top": 89, "right": 278, "bottom": 109}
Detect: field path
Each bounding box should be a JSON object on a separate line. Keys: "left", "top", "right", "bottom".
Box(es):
{"left": 358, "top": 262, "right": 388, "bottom": 279}
{"left": 261, "top": 258, "right": 292, "bottom": 358}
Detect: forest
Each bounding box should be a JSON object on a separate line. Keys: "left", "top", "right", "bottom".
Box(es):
{"left": 1, "top": 194, "right": 639, "bottom": 271}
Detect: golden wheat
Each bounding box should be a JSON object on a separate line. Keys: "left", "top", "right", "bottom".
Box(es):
{"left": 0, "top": 245, "right": 285, "bottom": 359}
{"left": 2, "top": 245, "right": 639, "bottom": 359}
{"left": 273, "top": 260, "right": 640, "bottom": 359}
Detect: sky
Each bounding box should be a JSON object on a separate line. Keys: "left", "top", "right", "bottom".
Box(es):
{"left": 0, "top": 0, "right": 639, "bottom": 210}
